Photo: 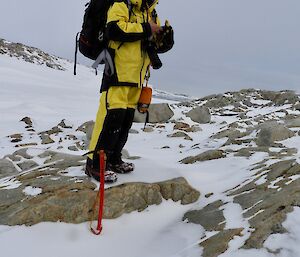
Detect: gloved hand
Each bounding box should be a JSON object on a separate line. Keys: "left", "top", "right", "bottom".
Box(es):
{"left": 156, "top": 20, "right": 174, "bottom": 53}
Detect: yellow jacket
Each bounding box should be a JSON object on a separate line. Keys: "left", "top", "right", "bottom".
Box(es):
{"left": 100, "top": 0, "right": 159, "bottom": 92}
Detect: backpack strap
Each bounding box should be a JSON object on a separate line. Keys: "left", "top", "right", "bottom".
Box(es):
{"left": 74, "top": 32, "right": 80, "bottom": 75}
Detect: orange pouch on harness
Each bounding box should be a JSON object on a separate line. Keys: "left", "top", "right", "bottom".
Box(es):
{"left": 138, "top": 87, "right": 152, "bottom": 113}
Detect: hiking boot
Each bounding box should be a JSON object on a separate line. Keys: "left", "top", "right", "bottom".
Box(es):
{"left": 106, "top": 161, "right": 135, "bottom": 174}
{"left": 85, "top": 158, "right": 117, "bottom": 183}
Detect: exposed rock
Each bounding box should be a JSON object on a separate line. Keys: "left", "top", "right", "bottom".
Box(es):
{"left": 200, "top": 228, "right": 243, "bottom": 257}
{"left": 8, "top": 134, "right": 23, "bottom": 143}
{"left": 134, "top": 103, "right": 174, "bottom": 123}
{"left": 260, "top": 90, "right": 299, "bottom": 106}
{"left": 173, "top": 122, "right": 202, "bottom": 133}
{"left": 17, "top": 161, "right": 39, "bottom": 171}
{"left": 180, "top": 150, "right": 225, "bottom": 164}
{"left": 40, "top": 134, "right": 55, "bottom": 144}
{"left": 284, "top": 117, "right": 300, "bottom": 128}
{"left": 0, "top": 170, "right": 199, "bottom": 225}
{"left": 205, "top": 193, "right": 214, "bottom": 198}
{"left": 0, "top": 159, "right": 18, "bottom": 179}
{"left": 158, "top": 177, "right": 200, "bottom": 205}
{"left": 39, "top": 126, "right": 62, "bottom": 135}
{"left": 12, "top": 148, "right": 33, "bottom": 159}
{"left": 76, "top": 120, "right": 95, "bottom": 142}
{"left": 183, "top": 200, "right": 225, "bottom": 231}
{"left": 294, "top": 103, "right": 300, "bottom": 111}
{"left": 15, "top": 143, "right": 38, "bottom": 148}
{"left": 212, "top": 128, "right": 251, "bottom": 141}
{"left": 167, "top": 131, "right": 193, "bottom": 141}
{"left": 228, "top": 159, "right": 300, "bottom": 249}
{"left": 58, "top": 119, "right": 72, "bottom": 129}
{"left": 256, "top": 122, "right": 294, "bottom": 147}
{"left": 20, "top": 116, "right": 33, "bottom": 127}
{"left": 143, "top": 127, "right": 154, "bottom": 133}
{"left": 37, "top": 151, "right": 85, "bottom": 167}
{"left": 186, "top": 106, "right": 211, "bottom": 124}
{"left": 0, "top": 38, "right": 65, "bottom": 70}
{"left": 68, "top": 146, "right": 78, "bottom": 151}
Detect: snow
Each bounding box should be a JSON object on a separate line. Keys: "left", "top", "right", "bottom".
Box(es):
{"left": 22, "top": 186, "right": 42, "bottom": 196}
{"left": 2, "top": 53, "right": 300, "bottom": 257}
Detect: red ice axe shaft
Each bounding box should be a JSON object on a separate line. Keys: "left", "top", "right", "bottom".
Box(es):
{"left": 91, "top": 150, "right": 105, "bottom": 235}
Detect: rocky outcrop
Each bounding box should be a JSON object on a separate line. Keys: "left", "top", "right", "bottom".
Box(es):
{"left": 0, "top": 162, "right": 199, "bottom": 225}
{"left": 0, "top": 38, "right": 65, "bottom": 70}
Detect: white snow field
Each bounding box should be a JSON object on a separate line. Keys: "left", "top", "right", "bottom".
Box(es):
{"left": 1, "top": 52, "right": 300, "bottom": 257}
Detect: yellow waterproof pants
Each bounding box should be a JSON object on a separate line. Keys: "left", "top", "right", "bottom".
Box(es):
{"left": 88, "top": 86, "right": 141, "bottom": 159}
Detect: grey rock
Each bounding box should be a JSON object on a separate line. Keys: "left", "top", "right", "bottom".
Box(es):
{"left": 17, "top": 161, "right": 39, "bottom": 171}
{"left": 0, "top": 39, "right": 65, "bottom": 71}
{"left": 284, "top": 117, "right": 300, "bottom": 128}
{"left": 8, "top": 133, "right": 22, "bottom": 143}
{"left": 76, "top": 120, "right": 95, "bottom": 142}
{"left": 200, "top": 229, "right": 243, "bottom": 257}
{"left": 158, "top": 177, "right": 200, "bottom": 205}
{"left": 260, "top": 90, "right": 299, "bottom": 105}
{"left": 20, "top": 116, "right": 33, "bottom": 127}
{"left": 13, "top": 148, "right": 33, "bottom": 159}
{"left": 186, "top": 106, "right": 211, "bottom": 124}
{"left": 0, "top": 159, "right": 18, "bottom": 178}
{"left": 173, "top": 122, "right": 202, "bottom": 133}
{"left": 228, "top": 159, "right": 300, "bottom": 249}
{"left": 68, "top": 145, "right": 78, "bottom": 151}
{"left": 180, "top": 150, "right": 225, "bottom": 164}
{"left": 143, "top": 127, "right": 154, "bottom": 133}
{"left": 58, "top": 119, "right": 72, "bottom": 129}
{"left": 167, "top": 131, "right": 193, "bottom": 141}
{"left": 40, "top": 134, "right": 55, "bottom": 144}
{"left": 39, "top": 126, "right": 62, "bottom": 136}
{"left": 294, "top": 103, "right": 300, "bottom": 111}
{"left": 134, "top": 103, "right": 174, "bottom": 123}
{"left": 256, "top": 122, "right": 295, "bottom": 147}
{"left": 212, "top": 128, "right": 251, "bottom": 141}
{"left": 183, "top": 200, "right": 225, "bottom": 231}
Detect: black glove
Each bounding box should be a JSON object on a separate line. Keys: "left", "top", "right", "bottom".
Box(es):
{"left": 156, "top": 21, "right": 174, "bottom": 53}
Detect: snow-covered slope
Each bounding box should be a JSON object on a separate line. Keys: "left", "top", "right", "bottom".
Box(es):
{"left": 2, "top": 41, "right": 300, "bottom": 257}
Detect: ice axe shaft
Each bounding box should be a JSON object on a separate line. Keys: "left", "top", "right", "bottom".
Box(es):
{"left": 90, "top": 150, "right": 105, "bottom": 235}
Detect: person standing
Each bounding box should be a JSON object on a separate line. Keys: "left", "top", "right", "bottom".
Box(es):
{"left": 85, "top": 0, "right": 174, "bottom": 182}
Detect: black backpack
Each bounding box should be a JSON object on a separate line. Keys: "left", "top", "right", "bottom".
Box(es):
{"left": 74, "top": 0, "right": 131, "bottom": 75}
{"left": 74, "top": 0, "right": 112, "bottom": 75}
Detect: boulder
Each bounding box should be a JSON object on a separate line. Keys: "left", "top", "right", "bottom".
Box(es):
{"left": 0, "top": 159, "right": 18, "bottom": 179}
{"left": 186, "top": 106, "right": 211, "bottom": 124}
{"left": 256, "top": 122, "right": 295, "bottom": 147}
{"left": 134, "top": 103, "right": 174, "bottom": 123}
